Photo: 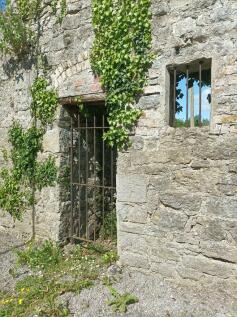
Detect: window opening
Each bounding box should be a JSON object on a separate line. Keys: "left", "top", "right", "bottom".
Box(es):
{"left": 169, "top": 59, "right": 212, "bottom": 127}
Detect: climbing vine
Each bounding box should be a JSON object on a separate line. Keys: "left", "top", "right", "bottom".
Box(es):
{"left": 0, "top": 0, "right": 67, "bottom": 57}
{"left": 0, "top": 1, "right": 67, "bottom": 236}
{"left": 91, "top": 0, "right": 153, "bottom": 149}
{"left": 0, "top": 77, "right": 58, "bottom": 230}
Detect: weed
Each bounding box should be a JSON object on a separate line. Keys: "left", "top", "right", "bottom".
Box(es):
{"left": 102, "top": 250, "right": 119, "bottom": 266}
{"left": 106, "top": 286, "right": 139, "bottom": 313}
{"left": 0, "top": 240, "right": 117, "bottom": 317}
{"left": 100, "top": 210, "right": 117, "bottom": 241}
{"left": 16, "top": 240, "right": 62, "bottom": 270}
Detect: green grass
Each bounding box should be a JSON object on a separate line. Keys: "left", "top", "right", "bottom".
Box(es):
{"left": 0, "top": 240, "right": 117, "bottom": 317}
{"left": 175, "top": 116, "right": 210, "bottom": 127}
{"left": 16, "top": 240, "right": 62, "bottom": 270}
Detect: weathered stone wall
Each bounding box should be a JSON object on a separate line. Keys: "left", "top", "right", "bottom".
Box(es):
{"left": 0, "top": 0, "right": 100, "bottom": 239}
{"left": 117, "top": 0, "right": 237, "bottom": 297}
{"left": 0, "top": 0, "right": 237, "bottom": 299}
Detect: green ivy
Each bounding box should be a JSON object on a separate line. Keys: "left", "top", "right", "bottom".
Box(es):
{"left": 31, "top": 77, "right": 58, "bottom": 125}
{"left": 0, "top": 1, "right": 67, "bottom": 235}
{"left": 0, "top": 0, "right": 67, "bottom": 57}
{"left": 0, "top": 4, "right": 35, "bottom": 56}
{"left": 0, "top": 168, "right": 30, "bottom": 220}
{"left": 0, "top": 77, "right": 58, "bottom": 224}
{"left": 91, "top": 0, "right": 153, "bottom": 149}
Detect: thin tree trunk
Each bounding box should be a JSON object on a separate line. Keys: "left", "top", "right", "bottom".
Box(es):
{"left": 31, "top": 188, "right": 36, "bottom": 240}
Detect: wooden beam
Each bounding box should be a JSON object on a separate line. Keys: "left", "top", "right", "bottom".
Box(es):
{"left": 59, "top": 93, "right": 106, "bottom": 106}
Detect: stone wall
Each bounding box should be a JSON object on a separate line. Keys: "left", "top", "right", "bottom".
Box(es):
{"left": 0, "top": 0, "right": 100, "bottom": 239}
{"left": 117, "top": 0, "right": 237, "bottom": 297}
{"left": 0, "top": 0, "right": 237, "bottom": 298}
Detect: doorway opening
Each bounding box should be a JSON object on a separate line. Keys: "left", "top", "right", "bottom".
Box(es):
{"left": 68, "top": 103, "right": 117, "bottom": 242}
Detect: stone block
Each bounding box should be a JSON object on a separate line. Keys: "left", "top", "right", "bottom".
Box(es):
{"left": 150, "top": 244, "right": 180, "bottom": 262}
{"left": 151, "top": 208, "right": 188, "bottom": 232}
{"left": 119, "top": 221, "right": 146, "bottom": 235}
{"left": 144, "top": 223, "right": 173, "bottom": 239}
{"left": 176, "top": 265, "right": 204, "bottom": 281}
{"left": 159, "top": 192, "right": 202, "bottom": 215}
{"left": 43, "top": 128, "right": 60, "bottom": 153}
{"left": 199, "top": 240, "right": 237, "bottom": 264}
{"left": 119, "top": 251, "right": 150, "bottom": 270}
{"left": 151, "top": 1, "right": 170, "bottom": 17}
{"left": 137, "top": 94, "right": 160, "bottom": 110}
{"left": 118, "top": 232, "right": 148, "bottom": 255}
{"left": 191, "top": 216, "right": 228, "bottom": 242}
{"left": 205, "top": 197, "right": 237, "bottom": 219}
{"left": 117, "top": 175, "right": 147, "bottom": 203}
{"left": 182, "top": 255, "right": 237, "bottom": 279}
{"left": 173, "top": 17, "right": 196, "bottom": 37}
{"left": 144, "top": 85, "right": 161, "bottom": 95}
{"left": 117, "top": 202, "right": 148, "bottom": 224}
{"left": 150, "top": 262, "right": 178, "bottom": 278}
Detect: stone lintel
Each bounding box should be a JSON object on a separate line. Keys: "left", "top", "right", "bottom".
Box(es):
{"left": 59, "top": 93, "right": 105, "bottom": 106}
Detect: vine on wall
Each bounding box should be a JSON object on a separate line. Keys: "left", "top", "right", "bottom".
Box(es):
{"left": 0, "top": 77, "right": 58, "bottom": 235}
{"left": 0, "top": 0, "right": 67, "bottom": 237}
{"left": 91, "top": 0, "right": 153, "bottom": 149}
{"left": 0, "top": 0, "right": 66, "bottom": 57}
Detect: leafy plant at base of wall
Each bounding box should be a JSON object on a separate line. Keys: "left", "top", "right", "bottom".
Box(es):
{"left": 90, "top": 0, "right": 153, "bottom": 149}
{"left": 106, "top": 286, "right": 139, "bottom": 313}
{"left": 0, "top": 77, "right": 58, "bottom": 231}
{"left": 17, "top": 240, "right": 62, "bottom": 270}
{"left": 99, "top": 209, "right": 117, "bottom": 241}
{"left": 101, "top": 250, "right": 118, "bottom": 266}
{"left": 0, "top": 0, "right": 67, "bottom": 58}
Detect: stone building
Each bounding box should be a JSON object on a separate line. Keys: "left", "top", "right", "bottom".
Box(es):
{"left": 0, "top": 0, "right": 237, "bottom": 302}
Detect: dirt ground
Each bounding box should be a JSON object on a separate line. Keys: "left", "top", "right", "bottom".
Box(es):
{"left": 0, "top": 230, "right": 236, "bottom": 317}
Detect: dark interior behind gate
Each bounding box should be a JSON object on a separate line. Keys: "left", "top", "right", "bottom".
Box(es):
{"left": 69, "top": 103, "right": 117, "bottom": 242}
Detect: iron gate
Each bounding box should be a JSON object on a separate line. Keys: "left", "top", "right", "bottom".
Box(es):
{"left": 69, "top": 104, "right": 117, "bottom": 242}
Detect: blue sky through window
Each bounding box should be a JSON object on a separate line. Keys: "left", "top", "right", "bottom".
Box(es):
{"left": 0, "top": 0, "right": 6, "bottom": 10}
{"left": 176, "top": 78, "right": 211, "bottom": 122}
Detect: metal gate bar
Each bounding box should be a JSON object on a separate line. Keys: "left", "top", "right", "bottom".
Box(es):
{"left": 70, "top": 106, "right": 117, "bottom": 242}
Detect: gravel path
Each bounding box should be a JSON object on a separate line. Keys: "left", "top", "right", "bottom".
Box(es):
{"left": 0, "top": 231, "right": 236, "bottom": 316}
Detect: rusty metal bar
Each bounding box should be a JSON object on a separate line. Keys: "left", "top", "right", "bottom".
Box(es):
{"left": 78, "top": 113, "right": 81, "bottom": 238}
{"left": 70, "top": 236, "right": 96, "bottom": 244}
{"left": 186, "top": 66, "right": 189, "bottom": 127}
{"left": 173, "top": 67, "right": 176, "bottom": 127}
{"left": 72, "top": 183, "right": 116, "bottom": 190}
{"left": 199, "top": 62, "right": 202, "bottom": 127}
{"left": 70, "top": 116, "right": 74, "bottom": 241}
{"left": 102, "top": 115, "right": 105, "bottom": 232}
{"left": 110, "top": 147, "right": 114, "bottom": 239}
{"left": 85, "top": 116, "right": 89, "bottom": 240}
{"left": 74, "top": 126, "right": 110, "bottom": 130}
{"left": 93, "top": 115, "right": 96, "bottom": 241}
